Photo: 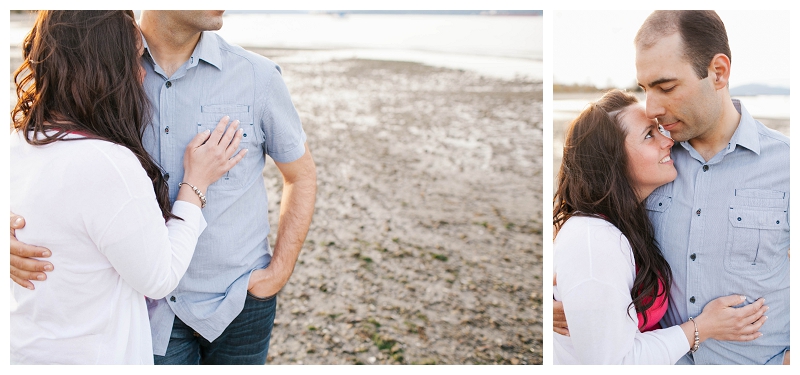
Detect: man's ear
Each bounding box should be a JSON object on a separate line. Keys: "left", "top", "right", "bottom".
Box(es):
{"left": 708, "top": 53, "right": 731, "bottom": 90}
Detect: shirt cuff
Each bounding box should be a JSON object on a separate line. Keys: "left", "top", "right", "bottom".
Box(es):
{"left": 171, "top": 200, "right": 207, "bottom": 234}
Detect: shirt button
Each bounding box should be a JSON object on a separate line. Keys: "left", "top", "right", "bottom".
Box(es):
{"left": 696, "top": 209, "right": 701, "bottom": 216}
{"left": 164, "top": 173, "right": 170, "bottom": 181}
{"left": 170, "top": 296, "right": 176, "bottom": 302}
{"left": 166, "top": 81, "right": 172, "bottom": 88}
{"left": 690, "top": 253, "right": 696, "bottom": 261}
{"left": 689, "top": 296, "right": 696, "bottom": 304}
{"left": 702, "top": 165, "right": 709, "bottom": 172}
{"left": 165, "top": 126, "right": 169, "bottom": 134}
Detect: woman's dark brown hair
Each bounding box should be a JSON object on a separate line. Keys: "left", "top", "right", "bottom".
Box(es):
{"left": 553, "top": 89, "right": 671, "bottom": 328}
{"left": 12, "top": 10, "right": 178, "bottom": 221}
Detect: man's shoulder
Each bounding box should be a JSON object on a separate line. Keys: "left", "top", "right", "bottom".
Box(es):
{"left": 753, "top": 119, "right": 790, "bottom": 151}
{"left": 209, "top": 32, "right": 281, "bottom": 73}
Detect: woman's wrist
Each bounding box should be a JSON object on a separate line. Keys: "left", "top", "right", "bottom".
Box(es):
{"left": 679, "top": 314, "right": 708, "bottom": 352}
{"left": 679, "top": 321, "right": 695, "bottom": 350}
{"left": 180, "top": 172, "right": 210, "bottom": 192}
{"left": 692, "top": 313, "right": 710, "bottom": 343}
{"left": 177, "top": 182, "right": 209, "bottom": 209}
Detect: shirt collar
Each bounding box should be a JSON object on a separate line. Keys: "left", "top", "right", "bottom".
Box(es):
{"left": 677, "top": 98, "right": 760, "bottom": 158}
{"left": 727, "top": 98, "right": 760, "bottom": 155}
{"left": 191, "top": 31, "right": 222, "bottom": 70}
{"left": 141, "top": 31, "right": 222, "bottom": 71}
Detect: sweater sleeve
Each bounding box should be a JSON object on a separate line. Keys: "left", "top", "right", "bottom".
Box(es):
{"left": 84, "top": 143, "right": 206, "bottom": 299}
{"left": 554, "top": 217, "right": 688, "bottom": 364}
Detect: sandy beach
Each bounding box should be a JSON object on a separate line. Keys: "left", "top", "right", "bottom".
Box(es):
{"left": 261, "top": 50, "right": 543, "bottom": 364}
{"left": 9, "top": 36, "right": 543, "bottom": 364}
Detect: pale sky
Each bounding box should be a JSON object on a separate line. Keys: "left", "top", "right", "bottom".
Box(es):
{"left": 553, "top": 10, "right": 790, "bottom": 89}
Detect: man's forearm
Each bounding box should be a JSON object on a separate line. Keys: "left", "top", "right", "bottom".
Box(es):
{"left": 266, "top": 161, "right": 317, "bottom": 284}
{"left": 262, "top": 145, "right": 317, "bottom": 287}
{"left": 247, "top": 144, "right": 316, "bottom": 297}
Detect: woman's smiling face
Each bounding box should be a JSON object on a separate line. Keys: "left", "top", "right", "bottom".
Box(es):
{"left": 620, "top": 103, "right": 677, "bottom": 201}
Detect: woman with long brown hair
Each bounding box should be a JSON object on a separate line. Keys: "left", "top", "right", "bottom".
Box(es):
{"left": 10, "top": 11, "right": 245, "bottom": 364}
{"left": 552, "top": 89, "right": 768, "bottom": 364}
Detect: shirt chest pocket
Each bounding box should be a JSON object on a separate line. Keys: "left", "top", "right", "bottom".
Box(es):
{"left": 197, "top": 105, "right": 260, "bottom": 189}
{"left": 725, "top": 189, "right": 789, "bottom": 274}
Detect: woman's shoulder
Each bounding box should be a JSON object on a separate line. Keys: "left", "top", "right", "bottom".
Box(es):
{"left": 559, "top": 215, "right": 621, "bottom": 237}
{"left": 77, "top": 140, "right": 149, "bottom": 187}
{"left": 554, "top": 215, "right": 636, "bottom": 293}
{"left": 14, "top": 131, "right": 145, "bottom": 182}
{"left": 556, "top": 215, "right": 632, "bottom": 259}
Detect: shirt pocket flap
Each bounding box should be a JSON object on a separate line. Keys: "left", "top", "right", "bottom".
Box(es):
{"left": 735, "top": 188, "right": 785, "bottom": 199}
{"left": 202, "top": 104, "right": 250, "bottom": 114}
{"left": 728, "top": 207, "right": 788, "bottom": 230}
{"left": 200, "top": 104, "right": 254, "bottom": 125}
{"left": 645, "top": 194, "right": 671, "bottom": 213}
{"left": 733, "top": 189, "right": 787, "bottom": 209}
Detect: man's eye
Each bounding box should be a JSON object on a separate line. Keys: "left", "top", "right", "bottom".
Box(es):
{"left": 661, "top": 86, "right": 675, "bottom": 93}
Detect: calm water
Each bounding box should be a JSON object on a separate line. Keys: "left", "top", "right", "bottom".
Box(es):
{"left": 216, "top": 13, "right": 543, "bottom": 81}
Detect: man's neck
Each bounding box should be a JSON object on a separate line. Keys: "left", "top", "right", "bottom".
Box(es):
{"left": 687, "top": 96, "right": 741, "bottom": 162}
{"left": 139, "top": 13, "right": 201, "bottom": 78}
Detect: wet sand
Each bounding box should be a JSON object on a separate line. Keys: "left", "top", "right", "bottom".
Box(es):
{"left": 261, "top": 50, "right": 543, "bottom": 364}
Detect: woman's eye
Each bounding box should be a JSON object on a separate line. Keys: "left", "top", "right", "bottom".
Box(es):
{"left": 645, "top": 131, "right": 653, "bottom": 139}
{"left": 658, "top": 125, "right": 667, "bottom": 135}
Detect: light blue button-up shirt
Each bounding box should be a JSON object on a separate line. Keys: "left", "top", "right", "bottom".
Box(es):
{"left": 140, "top": 31, "right": 307, "bottom": 356}
{"left": 646, "top": 99, "right": 789, "bottom": 364}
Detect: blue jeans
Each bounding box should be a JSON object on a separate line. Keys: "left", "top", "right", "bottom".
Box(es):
{"left": 154, "top": 292, "right": 277, "bottom": 365}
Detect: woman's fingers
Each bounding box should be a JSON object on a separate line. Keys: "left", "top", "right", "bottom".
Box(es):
{"left": 712, "top": 294, "right": 747, "bottom": 309}
{"left": 206, "top": 116, "right": 230, "bottom": 146}
{"left": 223, "top": 124, "right": 244, "bottom": 159}
{"left": 188, "top": 128, "right": 211, "bottom": 149}
{"left": 739, "top": 298, "right": 766, "bottom": 322}
{"left": 227, "top": 149, "right": 248, "bottom": 170}
{"left": 731, "top": 316, "right": 767, "bottom": 341}
{"left": 743, "top": 301, "right": 768, "bottom": 323}
{"left": 747, "top": 315, "right": 768, "bottom": 333}
{"left": 737, "top": 331, "right": 764, "bottom": 342}
{"left": 219, "top": 120, "right": 240, "bottom": 149}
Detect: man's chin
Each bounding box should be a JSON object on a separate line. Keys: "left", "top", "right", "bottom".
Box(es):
{"left": 667, "top": 131, "right": 691, "bottom": 143}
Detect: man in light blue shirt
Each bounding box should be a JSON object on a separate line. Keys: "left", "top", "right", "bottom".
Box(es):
{"left": 635, "top": 10, "right": 788, "bottom": 365}
{"left": 10, "top": 10, "right": 317, "bottom": 365}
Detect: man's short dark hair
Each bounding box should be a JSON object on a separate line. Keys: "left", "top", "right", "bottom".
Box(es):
{"left": 635, "top": 10, "right": 731, "bottom": 79}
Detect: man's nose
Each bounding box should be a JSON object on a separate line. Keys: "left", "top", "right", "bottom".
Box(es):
{"left": 645, "top": 96, "right": 665, "bottom": 120}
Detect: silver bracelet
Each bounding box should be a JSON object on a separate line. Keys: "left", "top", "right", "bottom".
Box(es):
{"left": 179, "top": 182, "right": 206, "bottom": 209}
{"left": 688, "top": 317, "right": 700, "bottom": 353}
